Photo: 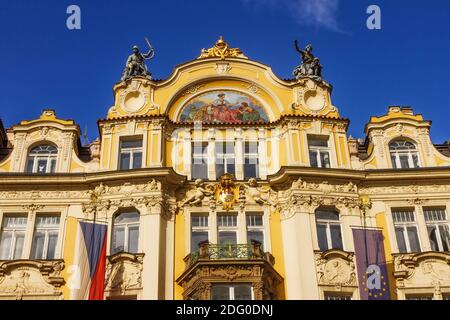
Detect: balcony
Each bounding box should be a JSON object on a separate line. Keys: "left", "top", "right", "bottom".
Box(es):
{"left": 177, "top": 241, "right": 283, "bottom": 300}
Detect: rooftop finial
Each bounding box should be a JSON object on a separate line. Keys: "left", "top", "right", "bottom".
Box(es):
{"left": 198, "top": 36, "right": 247, "bottom": 60}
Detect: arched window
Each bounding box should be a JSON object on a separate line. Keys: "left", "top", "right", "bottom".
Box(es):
{"left": 389, "top": 140, "right": 420, "bottom": 169}
{"left": 315, "top": 207, "right": 343, "bottom": 251}
{"left": 26, "top": 144, "right": 58, "bottom": 173}
{"left": 111, "top": 211, "right": 140, "bottom": 254}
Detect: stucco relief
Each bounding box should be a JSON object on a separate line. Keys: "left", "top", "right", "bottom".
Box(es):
{"left": 0, "top": 260, "right": 64, "bottom": 300}
{"left": 315, "top": 250, "right": 357, "bottom": 288}
{"left": 105, "top": 253, "right": 144, "bottom": 296}
{"left": 393, "top": 253, "right": 450, "bottom": 289}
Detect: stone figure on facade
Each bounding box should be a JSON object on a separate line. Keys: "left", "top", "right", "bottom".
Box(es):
{"left": 179, "top": 179, "right": 214, "bottom": 207}
{"left": 293, "top": 40, "right": 323, "bottom": 80}
{"left": 121, "top": 38, "right": 155, "bottom": 81}
{"left": 242, "top": 178, "right": 271, "bottom": 205}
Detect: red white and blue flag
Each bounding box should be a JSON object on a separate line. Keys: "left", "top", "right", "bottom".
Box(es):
{"left": 72, "top": 221, "right": 108, "bottom": 300}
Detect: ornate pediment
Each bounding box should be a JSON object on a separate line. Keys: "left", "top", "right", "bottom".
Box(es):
{"left": 393, "top": 252, "right": 450, "bottom": 289}
{"left": 315, "top": 250, "right": 357, "bottom": 288}
{"left": 0, "top": 260, "right": 65, "bottom": 300}
{"left": 105, "top": 252, "right": 144, "bottom": 297}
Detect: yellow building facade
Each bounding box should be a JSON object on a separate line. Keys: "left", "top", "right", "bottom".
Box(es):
{"left": 0, "top": 37, "right": 449, "bottom": 300}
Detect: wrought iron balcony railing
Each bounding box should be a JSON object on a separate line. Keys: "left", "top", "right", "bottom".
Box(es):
{"left": 184, "top": 241, "right": 274, "bottom": 269}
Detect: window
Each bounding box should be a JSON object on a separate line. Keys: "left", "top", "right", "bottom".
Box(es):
{"left": 111, "top": 211, "right": 140, "bottom": 254}
{"left": 246, "top": 214, "right": 264, "bottom": 247}
{"left": 192, "top": 142, "right": 208, "bottom": 179}
{"left": 26, "top": 145, "right": 57, "bottom": 174}
{"left": 315, "top": 208, "right": 343, "bottom": 251}
{"left": 218, "top": 214, "right": 238, "bottom": 245}
{"left": 424, "top": 207, "right": 450, "bottom": 252}
{"left": 389, "top": 140, "right": 420, "bottom": 169}
{"left": 216, "top": 142, "right": 235, "bottom": 177}
{"left": 244, "top": 141, "right": 259, "bottom": 179}
{"left": 392, "top": 209, "right": 421, "bottom": 253}
{"left": 0, "top": 215, "right": 27, "bottom": 260}
{"left": 191, "top": 214, "right": 209, "bottom": 252}
{"left": 211, "top": 284, "right": 253, "bottom": 300}
{"left": 31, "top": 215, "right": 60, "bottom": 260}
{"left": 119, "top": 139, "right": 143, "bottom": 170}
{"left": 324, "top": 293, "right": 352, "bottom": 300}
{"left": 308, "top": 136, "right": 331, "bottom": 168}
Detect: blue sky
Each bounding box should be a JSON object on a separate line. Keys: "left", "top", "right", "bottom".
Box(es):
{"left": 0, "top": 0, "right": 449, "bottom": 143}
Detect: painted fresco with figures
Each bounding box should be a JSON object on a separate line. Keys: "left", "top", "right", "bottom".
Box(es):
{"left": 179, "top": 90, "right": 269, "bottom": 123}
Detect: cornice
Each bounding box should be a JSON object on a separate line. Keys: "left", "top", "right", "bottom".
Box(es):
{"left": 0, "top": 167, "right": 186, "bottom": 187}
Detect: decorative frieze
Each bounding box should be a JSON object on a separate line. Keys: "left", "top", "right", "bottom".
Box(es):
{"left": 105, "top": 253, "right": 144, "bottom": 297}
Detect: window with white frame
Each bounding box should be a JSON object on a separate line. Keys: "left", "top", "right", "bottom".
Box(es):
{"left": 217, "top": 214, "right": 238, "bottom": 245}
{"left": 324, "top": 293, "right": 352, "bottom": 300}
{"left": 192, "top": 142, "right": 208, "bottom": 179}
{"left": 424, "top": 207, "right": 450, "bottom": 252}
{"left": 191, "top": 214, "right": 209, "bottom": 252}
{"left": 111, "top": 211, "right": 140, "bottom": 254}
{"left": 308, "top": 136, "right": 331, "bottom": 168}
{"left": 389, "top": 140, "right": 420, "bottom": 169}
{"left": 392, "top": 208, "right": 421, "bottom": 253}
{"left": 26, "top": 144, "right": 58, "bottom": 174}
{"left": 315, "top": 208, "right": 343, "bottom": 251}
{"left": 246, "top": 214, "right": 264, "bottom": 247}
{"left": 215, "top": 141, "right": 235, "bottom": 177}
{"left": 211, "top": 284, "right": 253, "bottom": 300}
{"left": 0, "top": 215, "right": 27, "bottom": 260}
{"left": 31, "top": 215, "right": 60, "bottom": 260}
{"left": 119, "top": 138, "right": 143, "bottom": 170}
{"left": 244, "top": 141, "right": 259, "bottom": 179}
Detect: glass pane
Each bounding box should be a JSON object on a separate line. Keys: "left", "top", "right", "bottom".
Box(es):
{"left": 309, "top": 150, "right": 318, "bottom": 167}
{"left": 391, "top": 155, "right": 398, "bottom": 169}
{"left": 211, "top": 286, "right": 230, "bottom": 300}
{"left": 407, "top": 226, "right": 421, "bottom": 252}
{"left": 427, "top": 226, "right": 439, "bottom": 251}
{"left": 247, "top": 230, "right": 264, "bottom": 247}
{"left": 191, "top": 231, "right": 208, "bottom": 252}
{"left": 26, "top": 158, "right": 34, "bottom": 173}
{"left": 13, "top": 233, "right": 25, "bottom": 259}
{"left": 215, "top": 164, "right": 225, "bottom": 178}
{"left": 0, "top": 232, "right": 12, "bottom": 260}
{"left": 395, "top": 227, "right": 407, "bottom": 253}
{"left": 191, "top": 216, "right": 208, "bottom": 227}
{"left": 244, "top": 160, "right": 258, "bottom": 179}
{"left": 132, "top": 152, "right": 142, "bottom": 169}
{"left": 399, "top": 155, "right": 410, "bottom": 169}
{"left": 218, "top": 231, "right": 237, "bottom": 245}
{"left": 308, "top": 137, "right": 328, "bottom": 147}
{"left": 234, "top": 285, "right": 252, "bottom": 300}
{"left": 50, "top": 159, "right": 57, "bottom": 173}
{"left": 226, "top": 160, "right": 235, "bottom": 175}
{"left": 320, "top": 152, "right": 330, "bottom": 168}
{"left": 47, "top": 232, "right": 58, "bottom": 259}
{"left": 316, "top": 209, "right": 339, "bottom": 221}
{"left": 115, "top": 212, "right": 140, "bottom": 224}
{"left": 111, "top": 227, "right": 125, "bottom": 254}
{"left": 128, "top": 226, "right": 139, "bottom": 253}
{"left": 316, "top": 223, "right": 328, "bottom": 251}
{"left": 192, "top": 164, "right": 208, "bottom": 179}
{"left": 37, "top": 159, "right": 47, "bottom": 173}
{"left": 245, "top": 142, "right": 258, "bottom": 154}
{"left": 120, "top": 152, "right": 131, "bottom": 170}
{"left": 439, "top": 225, "right": 450, "bottom": 251}
{"left": 246, "top": 215, "right": 263, "bottom": 226}
{"left": 31, "top": 231, "right": 46, "bottom": 259}
{"left": 121, "top": 140, "right": 142, "bottom": 149}
{"left": 330, "top": 225, "right": 343, "bottom": 250}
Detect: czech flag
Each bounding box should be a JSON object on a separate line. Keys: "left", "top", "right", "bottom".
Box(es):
{"left": 72, "top": 221, "right": 108, "bottom": 300}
